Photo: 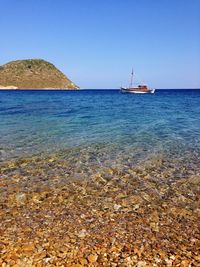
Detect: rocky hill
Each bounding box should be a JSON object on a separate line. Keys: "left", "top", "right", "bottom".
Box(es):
{"left": 0, "top": 59, "right": 79, "bottom": 89}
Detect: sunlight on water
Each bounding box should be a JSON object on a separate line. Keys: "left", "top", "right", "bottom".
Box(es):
{"left": 0, "top": 89, "right": 199, "bottom": 165}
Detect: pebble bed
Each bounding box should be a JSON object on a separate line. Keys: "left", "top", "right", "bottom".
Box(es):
{"left": 0, "top": 145, "right": 199, "bottom": 266}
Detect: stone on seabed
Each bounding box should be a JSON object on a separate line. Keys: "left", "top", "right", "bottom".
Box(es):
{"left": 15, "top": 192, "right": 27, "bottom": 206}
{"left": 88, "top": 253, "right": 98, "bottom": 263}
{"left": 0, "top": 149, "right": 199, "bottom": 266}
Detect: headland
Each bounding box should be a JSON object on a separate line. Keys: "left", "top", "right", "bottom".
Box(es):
{"left": 0, "top": 59, "right": 79, "bottom": 90}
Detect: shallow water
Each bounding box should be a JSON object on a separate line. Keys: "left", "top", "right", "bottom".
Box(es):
{"left": 0, "top": 89, "right": 200, "bottom": 265}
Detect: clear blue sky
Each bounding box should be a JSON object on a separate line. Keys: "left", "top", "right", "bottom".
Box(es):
{"left": 1, "top": 0, "right": 200, "bottom": 88}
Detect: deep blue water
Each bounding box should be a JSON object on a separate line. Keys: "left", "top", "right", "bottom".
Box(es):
{"left": 0, "top": 89, "right": 200, "bottom": 162}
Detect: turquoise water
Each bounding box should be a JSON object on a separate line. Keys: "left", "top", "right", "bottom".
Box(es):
{"left": 0, "top": 89, "right": 200, "bottom": 164}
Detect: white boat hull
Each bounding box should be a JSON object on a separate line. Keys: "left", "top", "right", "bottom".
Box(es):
{"left": 120, "top": 88, "right": 155, "bottom": 94}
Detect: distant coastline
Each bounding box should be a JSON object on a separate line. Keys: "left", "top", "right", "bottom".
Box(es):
{"left": 0, "top": 88, "right": 199, "bottom": 93}
{"left": 0, "top": 59, "right": 79, "bottom": 90}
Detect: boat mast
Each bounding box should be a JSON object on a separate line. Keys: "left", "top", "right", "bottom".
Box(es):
{"left": 129, "top": 68, "right": 134, "bottom": 88}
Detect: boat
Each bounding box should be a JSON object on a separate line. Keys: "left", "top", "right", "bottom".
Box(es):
{"left": 120, "top": 70, "right": 155, "bottom": 94}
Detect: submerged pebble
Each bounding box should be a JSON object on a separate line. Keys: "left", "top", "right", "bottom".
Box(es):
{"left": 0, "top": 146, "right": 199, "bottom": 266}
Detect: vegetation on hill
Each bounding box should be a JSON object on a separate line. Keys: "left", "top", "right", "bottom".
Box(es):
{"left": 0, "top": 59, "right": 79, "bottom": 89}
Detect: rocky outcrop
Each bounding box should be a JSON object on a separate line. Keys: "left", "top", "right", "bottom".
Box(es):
{"left": 0, "top": 59, "right": 79, "bottom": 89}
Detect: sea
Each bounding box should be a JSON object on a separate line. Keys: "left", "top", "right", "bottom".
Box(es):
{"left": 0, "top": 89, "right": 199, "bottom": 175}
{"left": 1, "top": 89, "right": 199, "bottom": 264}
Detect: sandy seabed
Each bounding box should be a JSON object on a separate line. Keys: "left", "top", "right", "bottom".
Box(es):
{"left": 0, "top": 147, "right": 199, "bottom": 266}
